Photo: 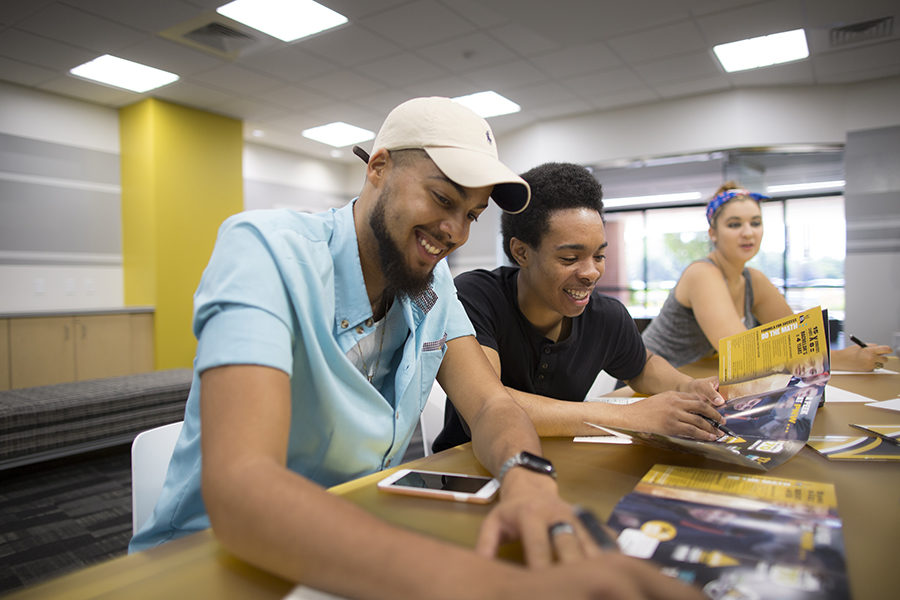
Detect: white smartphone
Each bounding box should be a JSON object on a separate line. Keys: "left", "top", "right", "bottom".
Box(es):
{"left": 377, "top": 469, "right": 500, "bottom": 504}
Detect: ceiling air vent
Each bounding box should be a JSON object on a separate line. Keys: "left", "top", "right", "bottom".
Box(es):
{"left": 159, "top": 13, "right": 275, "bottom": 60}
{"left": 183, "top": 22, "right": 257, "bottom": 55}
{"left": 829, "top": 16, "right": 894, "bottom": 47}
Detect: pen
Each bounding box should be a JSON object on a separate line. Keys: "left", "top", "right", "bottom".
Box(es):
{"left": 849, "top": 334, "right": 867, "bottom": 348}
{"left": 699, "top": 414, "right": 738, "bottom": 438}
{"left": 574, "top": 506, "right": 619, "bottom": 550}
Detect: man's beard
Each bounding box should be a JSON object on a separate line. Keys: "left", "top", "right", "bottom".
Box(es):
{"left": 369, "top": 187, "right": 435, "bottom": 299}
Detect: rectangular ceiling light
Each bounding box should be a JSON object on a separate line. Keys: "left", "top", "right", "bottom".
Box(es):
{"left": 766, "top": 180, "right": 845, "bottom": 193}
{"left": 70, "top": 55, "right": 179, "bottom": 93}
{"left": 452, "top": 91, "right": 520, "bottom": 118}
{"left": 302, "top": 122, "right": 374, "bottom": 148}
{"left": 713, "top": 29, "right": 809, "bottom": 73}
{"left": 217, "top": 0, "right": 347, "bottom": 43}
{"left": 604, "top": 192, "right": 702, "bottom": 209}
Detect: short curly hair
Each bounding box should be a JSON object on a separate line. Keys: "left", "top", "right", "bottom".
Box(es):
{"left": 501, "top": 162, "right": 604, "bottom": 263}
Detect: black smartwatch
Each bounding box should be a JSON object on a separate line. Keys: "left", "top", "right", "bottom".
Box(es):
{"left": 497, "top": 451, "right": 556, "bottom": 482}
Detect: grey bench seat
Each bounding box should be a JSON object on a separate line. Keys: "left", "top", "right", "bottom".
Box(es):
{"left": 0, "top": 369, "right": 192, "bottom": 470}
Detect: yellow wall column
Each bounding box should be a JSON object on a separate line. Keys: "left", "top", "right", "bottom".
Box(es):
{"left": 120, "top": 99, "right": 243, "bottom": 369}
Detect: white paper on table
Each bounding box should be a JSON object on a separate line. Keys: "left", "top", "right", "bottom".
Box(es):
{"left": 824, "top": 384, "right": 875, "bottom": 403}
{"left": 865, "top": 398, "right": 900, "bottom": 413}
{"left": 284, "top": 586, "right": 349, "bottom": 600}
{"left": 830, "top": 368, "right": 897, "bottom": 375}
{"left": 575, "top": 398, "right": 639, "bottom": 443}
{"left": 575, "top": 421, "right": 635, "bottom": 444}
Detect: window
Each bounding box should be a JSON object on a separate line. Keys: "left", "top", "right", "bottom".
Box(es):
{"left": 599, "top": 195, "right": 846, "bottom": 321}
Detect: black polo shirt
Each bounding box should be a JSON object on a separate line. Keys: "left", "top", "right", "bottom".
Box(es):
{"left": 433, "top": 266, "right": 646, "bottom": 452}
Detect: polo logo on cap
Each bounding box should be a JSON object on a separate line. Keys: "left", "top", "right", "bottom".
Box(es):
{"left": 485, "top": 130, "right": 492, "bottom": 144}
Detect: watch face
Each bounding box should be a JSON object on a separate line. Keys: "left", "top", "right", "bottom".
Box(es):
{"left": 521, "top": 451, "right": 555, "bottom": 475}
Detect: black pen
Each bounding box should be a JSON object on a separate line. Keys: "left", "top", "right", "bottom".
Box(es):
{"left": 849, "top": 334, "right": 868, "bottom": 348}
{"left": 574, "top": 506, "right": 619, "bottom": 550}
{"left": 699, "top": 414, "right": 738, "bottom": 438}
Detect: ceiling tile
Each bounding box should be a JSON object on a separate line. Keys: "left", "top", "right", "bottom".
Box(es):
{"left": 633, "top": 51, "right": 722, "bottom": 85}
{"left": 260, "top": 84, "right": 332, "bottom": 112}
{"left": 356, "top": 52, "right": 447, "bottom": 86}
{"left": 490, "top": 23, "right": 560, "bottom": 57}
{"left": 206, "top": 96, "right": 289, "bottom": 121}
{"left": 299, "top": 23, "right": 400, "bottom": 67}
{"left": 727, "top": 59, "right": 815, "bottom": 86}
{"left": 695, "top": 0, "right": 805, "bottom": 45}
{"left": 351, "top": 89, "right": 416, "bottom": 119}
{"left": 150, "top": 79, "right": 234, "bottom": 108}
{"left": 530, "top": 41, "right": 621, "bottom": 79}
{"left": 359, "top": 0, "right": 476, "bottom": 49}
{"left": 400, "top": 76, "right": 481, "bottom": 99}
{"left": 507, "top": 81, "right": 581, "bottom": 109}
{"left": 563, "top": 67, "right": 647, "bottom": 98}
{"left": 0, "top": 55, "right": 57, "bottom": 86}
{"left": 306, "top": 101, "right": 383, "bottom": 131}
{"left": 528, "top": 98, "right": 593, "bottom": 120}
{"left": 0, "top": 0, "right": 56, "bottom": 26}
{"left": 37, "top": 73, "right": 139, "bottom": 106}
{"left": 418, "top": 32, "right": 516, "bottom": 72}
{"left": 443, "top": 0, "right": 510, "bottom": 28}
{"left": 302, "top": 69, "right": 386, "bottom": 99}
{"left": 812, "top": 39, "right": 900, "bottom": 79}
{"left": 0, "top": 28, "right": 95, "bottom": 70}
{"left": 654, "top": 75, "right": 731, "bottom": 99}
{"left": 589, "top": 87, "right": 660, "bottom": 111}
{"left": 237, "top": 46, "right": 337, "bottom": 82}
{"left": 315, "top": 0, "right": 411, "bottom": 20}
{"left": 608, "top": 20, "right": 708, "bottom": 64}
{"left": 63, "top": 0, "right": 201, "bottom": 34}
{"left": 116, "top": 36, "right": 221, "bottom": 76}
{"left": 463, "top": 59, "right": 548, "bottom": 91}
{"left": 191, "top": 63, "right": 285, "bottom": 95}
{"left": 17, "top": 3, "right": 147, "bottom": 53}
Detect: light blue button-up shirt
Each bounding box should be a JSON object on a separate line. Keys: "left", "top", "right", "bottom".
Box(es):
{"left": 130, "top": 201, "right": 474, "bottom": 552}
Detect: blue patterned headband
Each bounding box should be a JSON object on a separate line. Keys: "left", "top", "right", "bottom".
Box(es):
{"left": 706, "top": 188, "right": 769, "bottom": 224}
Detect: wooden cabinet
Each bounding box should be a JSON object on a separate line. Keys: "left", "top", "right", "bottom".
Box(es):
{"left": 0, "top": 319, "right": 9, "bottom": 391}
{"left": 5, "top": 311, "right": 154, "bottom": 389}
{"left": 9, "top": 316, "right": 76, "bottom": 388}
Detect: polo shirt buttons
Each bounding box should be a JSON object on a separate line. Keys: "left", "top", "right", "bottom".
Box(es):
{"left": 355, "top": 326, "right": 364, "bottom": 334}
{"left": 340, "top": 319, "right": 349, "bottom": 329}
{"left": 541, "top": 362, "right": 549, "bottom": 370}
{"left": 543, "top": 346, "right": 551, "bottom": 354}
{"left": 365, "top": 318, "right": 374, "bottom": 327}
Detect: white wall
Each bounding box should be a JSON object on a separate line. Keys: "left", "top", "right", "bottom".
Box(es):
{"left": 243, "top": 143, "right": 361, "bottom": 212}
{"left": 0, "top": 82, "right": 123, "bottom": 313}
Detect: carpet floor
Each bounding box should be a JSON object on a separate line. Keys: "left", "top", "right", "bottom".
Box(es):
{"left": 0, "top": 424, "right": 427, "bottom": 594}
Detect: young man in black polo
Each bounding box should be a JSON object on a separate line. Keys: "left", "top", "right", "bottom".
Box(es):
{"left": 434, "top": 162, "right": 725, "bottom": 453}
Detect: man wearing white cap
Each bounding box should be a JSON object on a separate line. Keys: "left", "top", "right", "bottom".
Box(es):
{"left": 130, "top": 98, "right": 701, "bottom": 600}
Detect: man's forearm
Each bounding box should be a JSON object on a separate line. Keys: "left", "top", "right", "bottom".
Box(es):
{"left": 627, "top": 353, "right": 692, "bottom": 396}
{"left": 205, "top": 455, "right": 518, "bottom": 600}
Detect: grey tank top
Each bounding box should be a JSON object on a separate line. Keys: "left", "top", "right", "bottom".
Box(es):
{"left": 641, "top": 258, "right": 758, "bottom": 368}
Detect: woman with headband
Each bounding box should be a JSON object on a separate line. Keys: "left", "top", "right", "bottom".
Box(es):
{"left": 641, "top": 182, "right": 890, "bottom": 370}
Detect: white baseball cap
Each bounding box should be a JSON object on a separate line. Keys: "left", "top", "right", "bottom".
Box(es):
{"left": 354, "top": 97, "right": 530, "bottom": 214}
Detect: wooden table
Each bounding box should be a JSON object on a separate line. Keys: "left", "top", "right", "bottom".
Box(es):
{"left": 9, "top": 357, "right": 899, "bottom": 600}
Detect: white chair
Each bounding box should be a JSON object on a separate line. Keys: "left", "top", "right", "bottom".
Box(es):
{"left": 419, "top": 381, "right": 447, "bottom": 457}
{"left": 131, "top": 420, "right": 183, "bottom": 534}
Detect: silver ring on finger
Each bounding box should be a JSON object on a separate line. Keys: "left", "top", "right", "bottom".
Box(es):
{"left": 548, "top": 521, "right": 575, "bottom": 538}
